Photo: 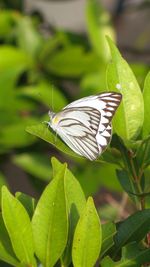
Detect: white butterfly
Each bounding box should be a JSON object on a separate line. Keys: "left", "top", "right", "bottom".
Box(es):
{"left": 47, "top": 92, "right": 122, "bottom": 160}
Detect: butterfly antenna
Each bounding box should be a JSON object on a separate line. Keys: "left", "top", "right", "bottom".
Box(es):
{"left": 51, "top": 84, "right": 54, "bottom": 111}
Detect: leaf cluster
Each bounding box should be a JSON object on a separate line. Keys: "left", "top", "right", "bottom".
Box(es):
{"left": 1, "top": 158, "right": 150, "bottom": 267}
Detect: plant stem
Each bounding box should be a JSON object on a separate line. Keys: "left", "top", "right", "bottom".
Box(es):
{"left": 129, "top": 152, "right": 145, "bottom": 210}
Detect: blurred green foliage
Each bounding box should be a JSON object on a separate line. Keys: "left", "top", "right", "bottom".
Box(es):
{"left": 0, "top": 0, "right": 124, "bottom": 199}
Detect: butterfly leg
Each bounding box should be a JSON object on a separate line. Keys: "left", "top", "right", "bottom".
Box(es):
{"left": 42, "top": 121, "right": 51, "bottom": 128}
{"left": 54, "top": 130, "right": 58, "bottom": 144}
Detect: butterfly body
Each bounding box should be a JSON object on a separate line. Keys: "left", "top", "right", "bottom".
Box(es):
{"left": 48, "top": 92, "right": 122, "bottom": 160}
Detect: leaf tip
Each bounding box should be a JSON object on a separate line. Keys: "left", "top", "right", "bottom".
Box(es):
{"left": 87, "top": 196, "right": 94, "bottom": 206}
{"left": 1, "top": 185, "right": 8, "bottom": 195}
{"left": 51, "top": 156, "right": 56, "bottom": 165}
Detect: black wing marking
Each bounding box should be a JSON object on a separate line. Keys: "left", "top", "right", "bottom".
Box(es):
{"left": 96, "top": 124, "right": 112, "bottom": 155}
{"left": 57, "top": 107, "right": 101, "bottom": 160}
{"left": 98, "top": 92, "right": 122, "bottom": 132}
{"left": 59, "top": 106, "right": 101, "bottom": 136}
{"left": 58, "top": 130, "right": 100, "bottom": 160}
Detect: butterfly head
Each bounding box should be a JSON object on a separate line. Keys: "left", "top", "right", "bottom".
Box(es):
{"left": 48, "top": 110, "right": 59, "bottom": 130}
{"left": 48, "top": 110, "right": 55, "bottom": 120}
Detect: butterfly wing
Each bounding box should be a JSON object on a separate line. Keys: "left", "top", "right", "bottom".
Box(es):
{"left": 63, "top": 92, "right": 122, "bottom": 131}
{"left": 50, "top": 92, "right": 122, "bottom": 160}
{"left": 58, "top": 121, "right": 112, "bottom": 160}
{"left": 57, "top": 107, "right": 101, "bottom": 160}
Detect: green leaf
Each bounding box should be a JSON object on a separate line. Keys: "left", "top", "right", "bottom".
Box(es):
{"left": 13, "top": 153, "right": 52, "bottom": 181}
{"left": 0, "top": 173, "right": 7, "bottom": 187}
{"left": 143, "top": 168, "right": 150, "bottom": 202}
{"left": 45, "top": 46, "right": 100, "bottom": 77}
{"left": 51, "top": 157, "right": 86, "bottom": 266}
{"left": 80, "top": 70, "right": 107, "bottom": 96}
{"left": 26, "top": 123, "right": 79, "bottom": 158}
{"left": 16, "top": 16, "right": 43, "bottom": 57}
{"left": 143, "top": 71, "right": 150, "bottom": 137}
{"left": 0, "top": 172, "right": 7, "bottom": 203}
{"left": 0, "top": 214, "right": 19, "bottom": 267}
{"left": 15, "top": 192, "right": 36, "bottom": 219}
{"left": 0, "top": 119, "right": 36, "bottom": 149}
{"left": 51, "top": 158, "right": 86, "bottom": 214}
{"left": 18, "top": 81, "right": 68, "bottom": 112}
{"left": 111, "top": 135, "right": 135, "bottom": 176}
{"left": 0, "top": 11, "right": 15, "bottom": 38}
{"left": 101, "top": 256, "right": 115, "bottom": 267}
{"left": 116, "top": 169, "right": 137, "bottom": 203}
{"left": 112, "top": 209, "right": 150, "bottom": 256}
{"left": 0, "top": 69, "right": 21, "bottom": 111}
{"left": 101, "top": 243, "right": 150, "bottom": 267}
{"left": 100, "top": 148, "right": 122, "bottom": 167}
{"left": 0, "top": 45, "right": 32, "bottom": 71}
{"left": 101, "top": 222, "right": 116, "bottom": 258}
{"left": 39, "top": 32, "right": 69, "bottom": 61}
{"left": 86, "top": 0, "right": 115, "bottom": 62}
{"left": 120, "top": 242, "right": 150, "bottom": 267}
{"left": 32, "top": 163, "right": 68, "bottom": 267}
{"left": 136, "top": 136, "right": 150, "bottom": 169}
{"left": 1, "top": 186, "right": 36, "bottom": 266}
{"left": 130, "top": 63, "right": 149, "bottom": 87}
{"left": 106, "top": 37, "right": 144, "bottom": 142}
{"left": 72, "top": 197, "right": 101, "bottom": 267}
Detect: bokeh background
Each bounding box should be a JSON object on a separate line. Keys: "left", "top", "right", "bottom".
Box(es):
{"left": 0, "top": 0, "right": 150, "bottom": 225}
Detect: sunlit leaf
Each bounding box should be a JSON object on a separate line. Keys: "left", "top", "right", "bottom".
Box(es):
{"left": 51, "top": 157, "right": 86, "bottom": 266}
{"left": 107, "top": 37, "right": 144, "bottom": 142}
{"left": 72, "top": 197, "right": 101, "bottom": 267}
{"left": 0, "top": 46, "right": 32, "bottom": 71}
{"left": 2, "top": 187, "right": 36, "bottom": 266}
{"left": 143, "top": 71, "right": 150, "bottom": 137}
{"left": 32, "top": 164, "right": 68, "bottom": 267}
{"left": 0, "top": 214, "right": 19, "bottom": 267}
{"left": 26, "top": 123, "right": 79, "bottom": 158}
{"left": 131, "top": 63, "right": 149, "bottom": 87}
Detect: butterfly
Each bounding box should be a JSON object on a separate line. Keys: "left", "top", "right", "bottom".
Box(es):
{"left": 47, "top": 92, "right": 122, "bottom": 160}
